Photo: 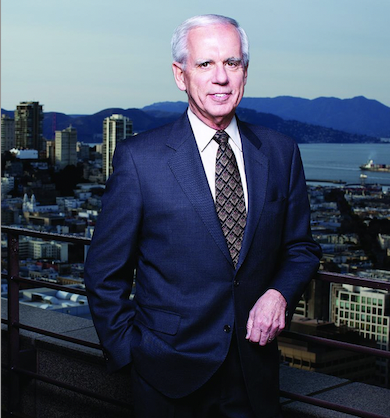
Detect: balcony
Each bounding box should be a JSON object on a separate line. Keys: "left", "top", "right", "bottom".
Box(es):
{"left": 2, "top": 226, "right": 390, "bottom": 418}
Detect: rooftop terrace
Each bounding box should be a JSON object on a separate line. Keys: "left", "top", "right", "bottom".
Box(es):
{"left": 2, "top": 226, "right": 390, "bottom": 418}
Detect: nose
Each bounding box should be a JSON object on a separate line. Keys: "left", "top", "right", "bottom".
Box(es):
{"left": 212, "top": 63, "right": 228, "bottom": 85}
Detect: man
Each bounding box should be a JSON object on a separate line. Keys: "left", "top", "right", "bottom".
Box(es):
{"left": 84, "top": 14, "right": 321, "bottom": 418}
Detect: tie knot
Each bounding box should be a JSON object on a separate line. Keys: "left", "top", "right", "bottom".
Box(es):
{"left": 213, "top": 130, "right": 229, "bottom": 145}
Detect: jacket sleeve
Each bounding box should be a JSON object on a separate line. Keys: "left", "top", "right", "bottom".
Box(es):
{"left": 268, "top": 142, "right": 322, "bottom": 321}
{"left": 84, "top": 141, "right": 142, "bottom": 372}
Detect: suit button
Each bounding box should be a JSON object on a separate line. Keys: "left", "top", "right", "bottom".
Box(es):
{"left": 233, "top": 279, "right": 240, "bottom": 287}
{"left": 223, "top": 325, "right": 231, "bottom": 333}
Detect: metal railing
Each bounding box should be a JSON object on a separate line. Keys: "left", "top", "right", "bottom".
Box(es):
{"left": 2, "top": 226, "right": 390, "bottom": 418}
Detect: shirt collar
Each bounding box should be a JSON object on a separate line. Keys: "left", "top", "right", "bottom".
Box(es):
{"left": 187, "top": 108, "right": 242, "bottom": 152}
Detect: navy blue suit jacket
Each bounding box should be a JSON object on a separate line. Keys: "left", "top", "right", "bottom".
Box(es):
{"left": 84, "top": 113, "right": 321, "bottom": 417}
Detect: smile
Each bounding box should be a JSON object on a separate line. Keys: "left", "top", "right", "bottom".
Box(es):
{"left": 211, "top": 93, "right": 231, "bottom": 100}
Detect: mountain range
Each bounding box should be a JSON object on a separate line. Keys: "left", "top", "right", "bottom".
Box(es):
{"left": 2, "top": 96, "right": 389, "bottom": 144}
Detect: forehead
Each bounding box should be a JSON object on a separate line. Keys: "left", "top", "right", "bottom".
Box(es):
{"left": 186, "top": 24, "right": 242, "bottom": 59}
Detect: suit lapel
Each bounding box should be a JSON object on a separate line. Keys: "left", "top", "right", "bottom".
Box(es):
{"left": 237, "top": 122, "right": 269, "bottom": 267}
{"left": 167, "top": 114, "right": 232, "bottom": 264}
{"left": 167, "top": 115, "right": 269, "bottom": 269}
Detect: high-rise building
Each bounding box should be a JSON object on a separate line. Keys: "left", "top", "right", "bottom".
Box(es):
{"left": 14, "top": 101, "right": 44, "bottom": 151}
{"left": 102, "top": 114, "right": 133, "bottom": 181}
{"left": 55, "top": 125, "right": 77, "bottom": 169}
{"left": 1, "top": 114, "right": 15, "bottom": 152}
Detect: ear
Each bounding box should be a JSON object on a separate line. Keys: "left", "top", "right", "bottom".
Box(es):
{"left": 172, "top": 62, "right": 187, "bottom": 92}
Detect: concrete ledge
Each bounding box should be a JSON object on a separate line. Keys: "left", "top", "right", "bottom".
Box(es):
{"left": 280, "top": 365, "right": 390, "bottom": 417}
{"left": 2, "top": 300, "right": 132, "bottom": 417}
{"left": 2, "top": 300, "right": 390, "bottom": 417}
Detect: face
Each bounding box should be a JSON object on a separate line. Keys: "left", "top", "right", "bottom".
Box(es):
{"left": 172, "top": 23, "right": 248, "bottom": 130}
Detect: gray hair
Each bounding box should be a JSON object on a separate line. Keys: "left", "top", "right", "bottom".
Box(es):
{"left": 171, "top": 14, "right": 249, "bottom": 68}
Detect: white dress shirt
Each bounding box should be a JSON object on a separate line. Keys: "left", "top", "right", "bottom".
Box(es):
{"left": 187, "top": 108, "right": 248, "bottom": 209}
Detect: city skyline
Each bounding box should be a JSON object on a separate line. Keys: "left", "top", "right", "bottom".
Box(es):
{"left": 2, "top": 0, "right": 390, "bottom": 114}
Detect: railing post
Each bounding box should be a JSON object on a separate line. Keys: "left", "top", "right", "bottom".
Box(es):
{"left": 7, "top": 231, "right": 21, "bottom": 414}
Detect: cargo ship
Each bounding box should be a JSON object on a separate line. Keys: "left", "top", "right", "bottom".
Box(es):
{"left": 360, "top": 160, "right": 390, "bottom": 172}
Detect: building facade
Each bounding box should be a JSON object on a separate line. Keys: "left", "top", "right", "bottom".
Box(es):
{"left": 102, "top": 114, "right": 133, "bottom": 181}
{"left": 330, "top": 282, "right": 390, "bottom": 386}
{"left": 1, "top": 114, "right": 15, "bottom": 152}
{"left": 18, "top": 237, "right": 68, "bottom": 263}
{"left": 55, "top": 125, "right": 77, "bottom": 169}
{"left": 14, "top": 101, "right": 44, "bottom": 151}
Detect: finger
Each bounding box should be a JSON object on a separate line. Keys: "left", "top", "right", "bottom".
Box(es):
{"left": 247, "top": 325, "right": 262, "bottom": 343}
{"left": 259, "top": 328, "right": 270, "bottom": 346}
{"left": 245, "top": 315, "right": 254, "bottom": 339}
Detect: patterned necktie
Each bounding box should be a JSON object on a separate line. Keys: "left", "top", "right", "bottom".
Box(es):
{"left": 214, "top": 130, "right": 247, "bottom": 267}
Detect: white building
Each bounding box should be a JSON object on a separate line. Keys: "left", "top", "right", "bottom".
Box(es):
{"left": 102, "top": 114, "right": 133, "bottom": 181}
{"left": 330, "top": 282, "right": 390, "bottom": 385}
{"left": 23, "top": 194, "right": 59, "bottom": 213}
{"left": 1, "top": 114, "right": 15, "bottom": 151}
{"left": 18, "top": 237, "right": 68, "bottom": 262}
{"left": 55, "top": 125, "right": 78, "bottom": 169}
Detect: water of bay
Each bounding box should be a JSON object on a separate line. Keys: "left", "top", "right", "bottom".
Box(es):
{"left": 298, "top": 143, "right": 390, "bottom": 185}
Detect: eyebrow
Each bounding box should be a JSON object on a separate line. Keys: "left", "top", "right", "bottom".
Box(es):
{"left": 195, "top": 57, "right": 243, "bottom": 65}
{"left": 225, "top": 57, "right": 242, "bottom": 63}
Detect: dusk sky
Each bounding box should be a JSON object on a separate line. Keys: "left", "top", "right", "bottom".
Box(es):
{"left": 2, "top": 0, "right": 389, "bottom": 114}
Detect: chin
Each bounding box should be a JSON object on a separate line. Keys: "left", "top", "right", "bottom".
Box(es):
{"left": 208, "top": 105, "right": 235, "bottom": 118}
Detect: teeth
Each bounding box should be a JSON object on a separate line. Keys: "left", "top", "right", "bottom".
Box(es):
{"left": 215, "top": 94, "right": 227, "bottom": 97}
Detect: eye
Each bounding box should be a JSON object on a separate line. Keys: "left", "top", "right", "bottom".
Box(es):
{"left": 199, "top": 61, "right": 211, "bottom": 68}
{"left": 225, "top": 59, "right": 242, "bottom": 68}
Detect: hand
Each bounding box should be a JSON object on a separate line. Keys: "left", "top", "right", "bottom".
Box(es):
{"left": 246, "top": 289, "right": 287, "bottom": 346}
